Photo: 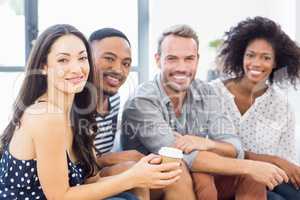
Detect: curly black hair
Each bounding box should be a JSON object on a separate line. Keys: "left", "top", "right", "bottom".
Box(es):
{"left": 219, "top": 16, "right": 300, "bottom": 86}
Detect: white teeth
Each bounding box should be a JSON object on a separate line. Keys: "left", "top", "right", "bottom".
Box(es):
{"left": 173, "top": 75, "right": 188, "bottom": 80}
{"left": 249, "top": 70, "right": 262, "bottom": 75}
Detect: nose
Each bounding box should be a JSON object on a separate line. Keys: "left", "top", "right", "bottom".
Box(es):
{"left": 252, "top": 56, "right": 263, "bottom": 67}
{"left": 111, "top": 60, "right": 124, "bottom": 74}
{"left": 70, "top": 60, "right": 85, "bottom": 74}
{"left": 175, "top": 59, "right": 189, "bottom": 73}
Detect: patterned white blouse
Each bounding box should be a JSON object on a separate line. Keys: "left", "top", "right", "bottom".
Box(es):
{"left": 210, "top": 79, "right": 298, "bottom": 164}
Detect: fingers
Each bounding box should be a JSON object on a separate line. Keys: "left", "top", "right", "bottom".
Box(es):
{"left": 276, "top": 167, "right": 289, "bottom": 183}
{"left": 273, "top": 172, "right": 283, "bottom": 185}
{"left": 293, "top": 169, "right": 300, "bottom": 190}
{"left": 266, "top": 181, "right": 275, "bottom": 191}
{"left": 290, "top": 176, "right": 299, "bottom": 190}
{"left": 142, "top": 154, "right": 161, "bottom": 163}
{"left": 154, "top": 162, "right": 181, "bottom": 172}
{"left": 151, "top": 176, "right": 181, "bottom": 189}
{"left": 157, "top": 169, "right": 182, "bottom": 180}
{"left": 149, "top": 156, "right": 162, "bottom": 165}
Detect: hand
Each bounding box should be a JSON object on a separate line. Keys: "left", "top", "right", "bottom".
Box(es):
{"left": 174, "top": 133, "right": 215, "bottom": 153}
{"left": 122, "top": 150, "right": 145, "bottom": 162}
{"left": 97, "top": 150, "right": 144, "bottom": 166}
{"left": 127, "top": 154, "right": 182, "bottom": 189}
{"left": 275, "top": 158, "right": 300, "bottom": 190}
{"left": 245, "top": 160, "right": 289, "bottom": 190}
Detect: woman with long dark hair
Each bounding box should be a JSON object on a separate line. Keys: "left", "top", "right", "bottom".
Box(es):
{"left": 0, "top": 24, "right": 182, "bottom": 200}
{"left": 211, "top": 16, "right": 300, "bottom": 200}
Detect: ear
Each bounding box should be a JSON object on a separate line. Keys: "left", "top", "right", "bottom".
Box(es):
{"left": 155, "top": 53, "right": 161, "bottom": 69}
{"left": 41, "top": 64, "right": 48, "bottom": 75}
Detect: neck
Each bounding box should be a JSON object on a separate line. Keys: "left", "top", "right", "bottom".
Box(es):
{"left": 97, "top": 88, "right": 110, "bottom": 115}
{"left": 45, "top": 86, "right": 74, "bottom": 119}
{"left": 162, "top": 81, "right": 186, "bottom": 117}
{"left": 237, "top": 77, "right": 268, "bottom": 97}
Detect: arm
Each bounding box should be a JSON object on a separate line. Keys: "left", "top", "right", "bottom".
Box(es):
{"left": 245, "top": 108, "right": 300, "bottom": 189}
{"left": 121, "top": 97, "right": 198, "bottom": 168}
{"left": 204, "top": 87, "right": 244, "bottom": 159}
{"left": 174, "top": 133, "right": 237, "bottom": 157}
{"left": 97, "top": 150, "right": 144, "bottom": 166}
{"left": 29, "top": 113, "right": 181, "bottom": 200}
{"left": 191, "top": 151, "right": 288, "bottom": 190}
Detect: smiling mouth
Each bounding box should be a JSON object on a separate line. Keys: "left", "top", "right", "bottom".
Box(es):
{"left": 171, "top": 73, "right": 190, "bottom": 83}
{"left": 65, "top": 75, "right": 85, "bottom": 84}
{"left": 249, "top": 69, "right": 263, "bottom": 76}
{"left": 104, "top": 75, "right": 122, "bottom": 87}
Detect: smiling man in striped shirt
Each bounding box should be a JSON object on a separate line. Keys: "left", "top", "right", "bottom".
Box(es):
{"left": 89, "top": 28, "right": 144, "bottom": 167}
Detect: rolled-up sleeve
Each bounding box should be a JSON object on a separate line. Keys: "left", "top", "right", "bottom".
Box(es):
{"left": 203, "top": 87, "right": 244, "bottom": 159}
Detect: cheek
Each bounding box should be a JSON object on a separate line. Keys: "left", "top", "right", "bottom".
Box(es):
{"left": 83, "top": 65, "right": 90, "bottom": 77}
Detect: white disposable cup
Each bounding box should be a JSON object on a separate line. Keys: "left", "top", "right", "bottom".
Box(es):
{"left": 158, "top": 147, "right": 183, "bottom": 163}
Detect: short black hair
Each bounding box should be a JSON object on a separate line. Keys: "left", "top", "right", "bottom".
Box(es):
{"left": 219, "top": 16, "right": 300, "bottom": 86}
{"left": 89, "top": 28, "right": 130, "bottom": 46}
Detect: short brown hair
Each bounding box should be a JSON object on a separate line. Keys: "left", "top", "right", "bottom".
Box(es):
{"left": 157, "top": 24, "right": 199, "bottom": 55}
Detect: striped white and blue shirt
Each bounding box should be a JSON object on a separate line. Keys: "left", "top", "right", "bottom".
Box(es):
{"left": 94, "top": 93, "right": 120, "bottom": 155}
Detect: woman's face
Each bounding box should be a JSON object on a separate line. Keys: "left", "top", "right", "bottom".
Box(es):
{"left": 243, "top": 38, "right": 275, "bottom": 84}
{"left": 45, "top": 34, "right": 90, "bottom": 94}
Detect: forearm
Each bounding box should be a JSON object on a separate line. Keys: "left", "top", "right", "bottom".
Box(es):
{"left": 245, "top": 151, "right": 280, "bottom": 165}
{"left": 209, "top": 140, "right": 237, "bottom": 158}
{"left": 97, "top": 151, "right": 143, "bottom": 166}
{"left": 191, "top": 151, "right": 252, "bottom": 175}
{"left": 64, "top": 172, "right": 135, "bottom": 200}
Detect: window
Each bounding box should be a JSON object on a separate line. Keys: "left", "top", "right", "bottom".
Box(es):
{"left": 0, "top": 0, "right": 25, "bottom": 68}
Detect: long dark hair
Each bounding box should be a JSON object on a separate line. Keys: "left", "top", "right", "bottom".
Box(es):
{"left": 219, "top": 16, "right": 300, "bottom": 87}
{"left": 0, "top": 24, "right": 99, "bottom": 178}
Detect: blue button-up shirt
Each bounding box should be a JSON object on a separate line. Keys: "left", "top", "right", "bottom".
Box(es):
{"left": 121, "top": 74, "right": 244, "bottom": 168}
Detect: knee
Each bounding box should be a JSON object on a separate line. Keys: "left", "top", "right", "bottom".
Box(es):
{"left": 167, "top": 162, "right": 193, "bottom": 190}
{"left": 192, "top": 172, "right": 217, "bottom": 200}
{"left": 192, "top": 172, "right": 216, "bottom": 192}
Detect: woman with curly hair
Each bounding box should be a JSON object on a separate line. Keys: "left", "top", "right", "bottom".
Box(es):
{"left": 211, "top": 16, "right": 300, "bottom": 200}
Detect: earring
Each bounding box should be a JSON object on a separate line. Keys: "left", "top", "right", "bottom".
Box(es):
{"left": 41, "top": 70, "right": 47, "bottom": 75}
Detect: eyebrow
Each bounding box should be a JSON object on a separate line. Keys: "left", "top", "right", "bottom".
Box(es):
{"left": 102, "top": 52, "right": 132, "bottom": 61}
{"left": 246, "top": 50, "right": 273, "bottom": 55}
{"left": 56, "top": 50, "right": 87, "bottom": 56}
{"left": 102, "top": 52, "right": 117, "bottom": 58}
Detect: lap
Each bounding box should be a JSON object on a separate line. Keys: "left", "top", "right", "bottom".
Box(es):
{"left": 273, "top": 183, "right": 300, "bottom": 200}
{"left": 105, "top": 192, "right": 139, "bottom": 200}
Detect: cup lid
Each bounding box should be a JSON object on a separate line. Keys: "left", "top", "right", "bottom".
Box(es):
{"left": 158, "top": 147, "right": 183, "bottom": 159}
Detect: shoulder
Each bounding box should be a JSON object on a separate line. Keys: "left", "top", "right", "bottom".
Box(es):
{"left": 268, "top": 86, "right": 295, "bottom": 114}
{"left": 191, "top": 79, "right": 220, "bottom": 99}
{"left": 126, "top": 79, "right": 161, "bottom": 104}
{"left": 21, "top": 103, "right": 66, "bottom": 140}
{"left": 135, "top": 79, "right": 160, "bottom": 98}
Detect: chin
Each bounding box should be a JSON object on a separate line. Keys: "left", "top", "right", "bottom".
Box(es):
{"left": 103, "top": 89, "right": 118, "bottom": 96}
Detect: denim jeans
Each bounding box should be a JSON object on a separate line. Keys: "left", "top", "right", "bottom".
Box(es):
{"left": 268, "top": 183, "right": 300, "bottom": 200}
{"left": 268, "top": 191, "right": 285, "bottom": 200}
{"left": 106, "top": 192, "right": 139, "bottom": 200}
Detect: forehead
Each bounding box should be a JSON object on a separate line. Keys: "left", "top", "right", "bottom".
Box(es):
{"left": 91, "top": 37, "right": 131, "bottom": 57}
{"left": 246, "top": 38, "right": 274, "bottom": 54}
{"left": 50, "top": 34, "right": 86, "bottom": 54}
{"left": 160, "top": 35, "right": 198, "bottom": 56}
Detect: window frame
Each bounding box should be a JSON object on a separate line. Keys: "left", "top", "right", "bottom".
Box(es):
{"left": 0, "top": 0, "right": 150, "bottom": 83}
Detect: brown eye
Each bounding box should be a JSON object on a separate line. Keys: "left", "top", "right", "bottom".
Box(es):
{"left": 58, "top": 58, "right": 68, "bottom": 63}
{"left": 79, "top": 56, "right": 88, "bottom": 61}
{"left": 104, "top": 57, "right": 114, "bottom": 62}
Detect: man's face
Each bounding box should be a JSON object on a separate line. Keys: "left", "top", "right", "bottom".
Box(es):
{"left": 155, "top": 35, "right": 199, "bottom": 93}
{"left": 92, "top": 37, "right": 132, "bottom": 95}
